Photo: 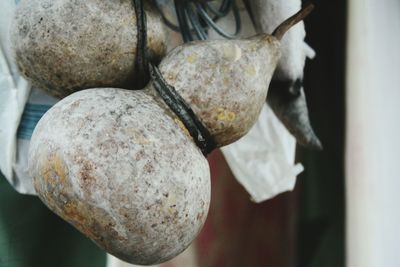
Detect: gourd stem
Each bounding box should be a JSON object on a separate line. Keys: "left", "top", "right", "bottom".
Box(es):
{"left": 272, "top": 2, "right": 314, "bottom": 40}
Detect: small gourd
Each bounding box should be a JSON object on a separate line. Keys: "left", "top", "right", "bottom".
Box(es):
{"left": 11, "top": 0, "right": 167, "bottom": 98}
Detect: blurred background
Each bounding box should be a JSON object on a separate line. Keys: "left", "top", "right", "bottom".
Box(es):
{"left": 1, "top": 0, "right": 399, "bottom": 267}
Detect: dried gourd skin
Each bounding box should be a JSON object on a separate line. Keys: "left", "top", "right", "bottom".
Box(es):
{"left": 159, "top": 35, "right": 281, "bottom": 146}
{"left": 11, "top": 0, "right": 167, "bottom": 98}
{"left": 29, "top": 88, "right": 210, "bottom": 265}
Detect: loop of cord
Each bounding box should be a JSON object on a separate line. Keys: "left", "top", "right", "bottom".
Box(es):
{"left": 149, "top": 63, "right": 216, "bottom": 156}
{"left": 156, "top": 0, "right": 241, "bottom": 42}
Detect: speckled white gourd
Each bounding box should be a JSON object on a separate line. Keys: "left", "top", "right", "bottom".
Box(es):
{"left": 159, "top": 35, "right": 281, "bottom": 146}
{"left": 29, "top": 34, "right": 282, "bottom": 265}
{"left": 11, "top": 0, "right": 167, "bottom": 98}
{"left": 29, "top": 88, "right": 210, "bottom": 265}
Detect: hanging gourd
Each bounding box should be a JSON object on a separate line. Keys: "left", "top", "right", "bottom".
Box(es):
{"left": 11, "top": 0, "right": 167, "bottom": 98}
{"left": 28, "top": 5, "right": 313, "bottom": 265}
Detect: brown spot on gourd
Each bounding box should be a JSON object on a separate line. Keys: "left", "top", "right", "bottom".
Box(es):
{"left": 166, "top": 72, "right": 178, "bottom": 82}
{"left": 189, "top": 95, "right": 202, "bottom": 106}
{"left": 64, "top": 202, "right": 88, "bottom": 226}
{"left": 80, "top": 160, "right": 95, "bottom": 184}
{"left": 61, "top": 195, "right": 128, "bottom": 245}
{"left": 41, "top": 154, "right": 67, "bottom": 185}
{"left": 143, "top": 161, "right": 155, "bottom": 173}
{"left": 134, "top": 149, "right": 146, "bottom": 161}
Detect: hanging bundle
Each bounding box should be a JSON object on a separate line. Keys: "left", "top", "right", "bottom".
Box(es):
{"left": 28, "top": 3, "right": 314, "bottom": 265}
{"left": 10, "top": 0, "right": 317, "bottom": 265}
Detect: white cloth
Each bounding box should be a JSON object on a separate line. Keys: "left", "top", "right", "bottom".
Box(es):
{"left": 13, "top": 88, "right": 58, "bottom": 194}
{"left": 0, "top": 0, "right": 31, "bottom": 192}
{"left": 250, "top": 0, "right": 315, "bottom": 81}
{"left": 222, "top": 104, "right": 303, "bottom": 203}
{"left": 0, "top": 0, "right": 58, "bottom": 194}
{"left": 209, "top": 1, "right": 303, "bottom": 202}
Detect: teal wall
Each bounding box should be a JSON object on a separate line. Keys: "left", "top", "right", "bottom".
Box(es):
{"left": 0, "top": 174, "right": 106, "bottom": 267}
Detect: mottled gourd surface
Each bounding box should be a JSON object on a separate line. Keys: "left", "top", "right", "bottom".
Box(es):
{"left": 29, "top": 88, "right": 210, "bottom": 265}
{"left": 159, "top": 35, "right": 280, "bottom": 146}
{"left": 12, "top": 0, "right": 166, "bottom": 98}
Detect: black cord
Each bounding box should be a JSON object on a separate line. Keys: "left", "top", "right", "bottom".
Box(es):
{"left": 133, "top": 0, "right": 149, "bottom": 88}
{"left": 155, "top": 0, "right": 241, "bottom": 41}
{"left": 195, "top": 0, "right": 241, "bottom": 39}
{"left": 133, "top": 1, "right": 216, "bottom": 154}
{"left": 149, "top": 63, "right": 216, "bottom": 156}
{"left": 242, "top": 0, "right": 256, "bottom": 28}
{"left": 175, "top": 0, "right": 193, "bottom": 42}
{"left": 202, "top": 0, "right": 231, "bottom": 18}
{"left": 186, "top": 3, "right": 208, "bottom": 40}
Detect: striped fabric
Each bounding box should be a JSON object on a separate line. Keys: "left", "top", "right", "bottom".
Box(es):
{"left": 17, "top": 103, "right": 52, "bottom": 140}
